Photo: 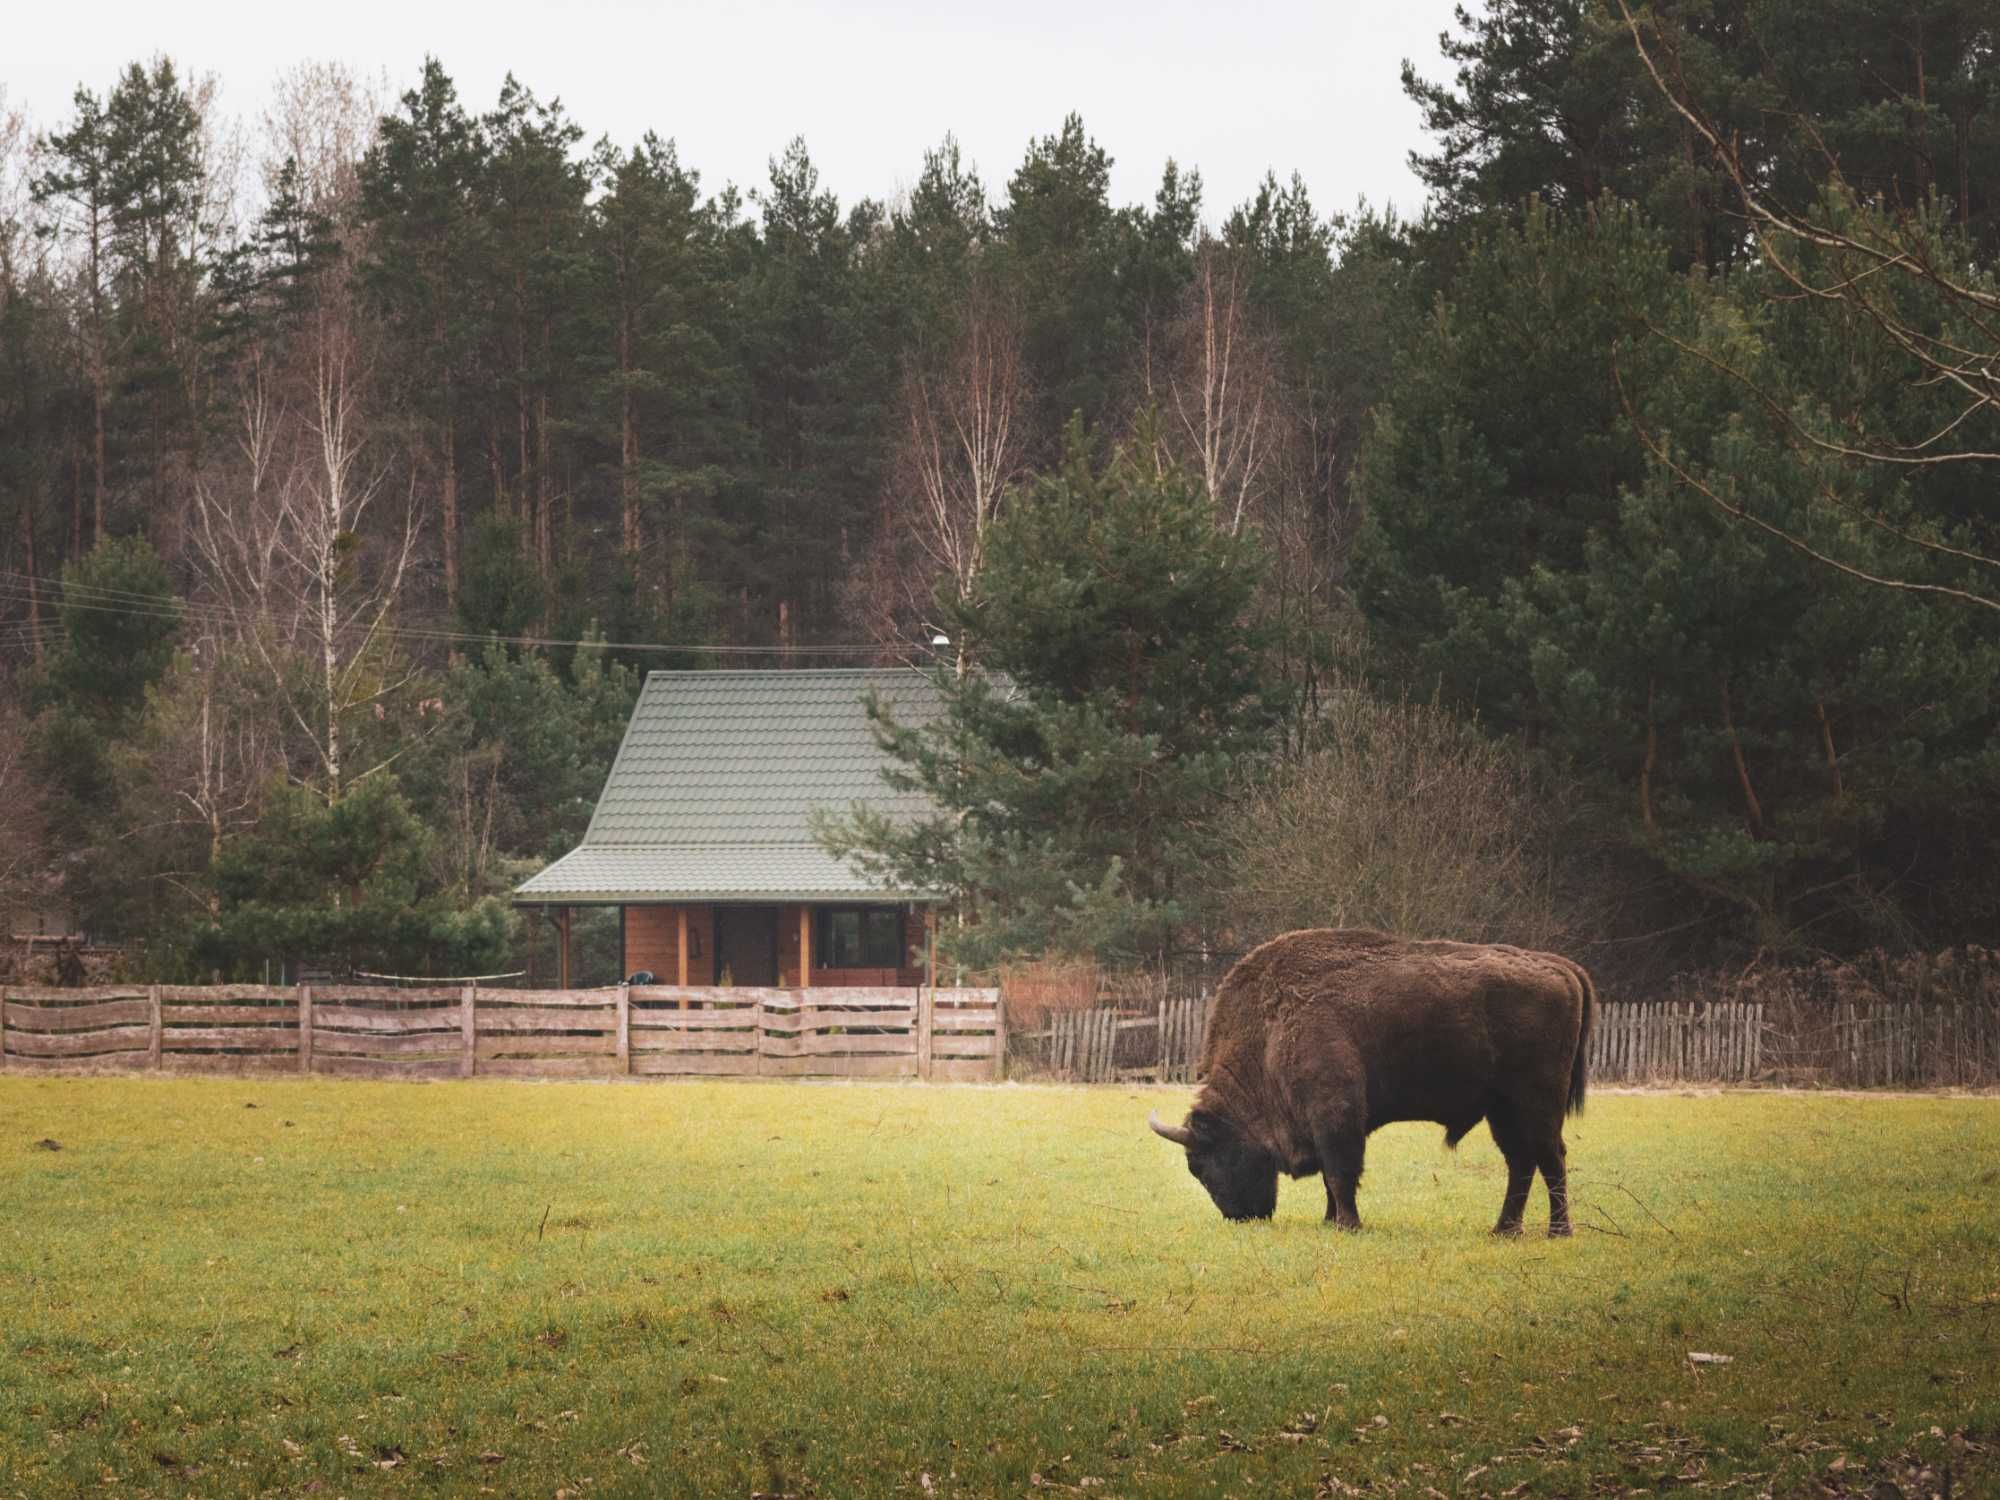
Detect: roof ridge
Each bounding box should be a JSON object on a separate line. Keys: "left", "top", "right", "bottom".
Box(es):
{"left": 640, "top": 666, "right": 932, "bottom": 680}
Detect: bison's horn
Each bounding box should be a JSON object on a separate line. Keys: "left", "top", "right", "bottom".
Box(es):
{"left": 1148, "top": 1110, "right": 1194, "bottom": 1147}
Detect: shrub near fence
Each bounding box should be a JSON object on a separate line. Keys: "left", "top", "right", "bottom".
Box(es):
{"left": 0, "top": 984, "right": 1004, "bottom": 1083}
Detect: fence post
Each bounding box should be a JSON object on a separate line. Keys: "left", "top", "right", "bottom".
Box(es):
{"left": 992, "top": 991, "right": 1006, "bottom": 1081}
{"left": 616, "top": 982, "right": 631, "bottom": 1077}
{"left": 148, "top": 984, "right": 163, "bottom": 1071}
{"left": 296, "top": 984, "right": 312, "bottom": 1074}
{"left": 754, "top": 994, "right": 767, "bottom": 1077}
{"left": 459, "top": 984, "right": 476, "bottom": 1078}
{"left": 917, "top": 984, "right": 935, "bottom": 1082}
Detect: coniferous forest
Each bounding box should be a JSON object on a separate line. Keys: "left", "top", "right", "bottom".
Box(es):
{"left": 3, "top": 1, "right": 2000, "bottom": 987}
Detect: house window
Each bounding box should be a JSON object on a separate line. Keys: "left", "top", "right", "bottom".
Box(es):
{"left": 816, "top": 907, "right": 904, "bottom": 970}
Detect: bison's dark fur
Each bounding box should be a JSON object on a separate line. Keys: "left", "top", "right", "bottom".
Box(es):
{"left": 1150, "top": 929, "right": 1596, "bottom": 1236}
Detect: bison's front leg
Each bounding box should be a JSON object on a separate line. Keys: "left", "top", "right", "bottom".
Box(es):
{"left": 1492, "top": 1160, "right": 1534, "bottom": 1236}
{"left": 1314, "top": 1129, "right": 1365, "bottom": 1231}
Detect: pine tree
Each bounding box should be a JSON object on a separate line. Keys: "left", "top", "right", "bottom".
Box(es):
{"left": 356, "top": 59, "right": 488, "bottom": 604}
{"left": 479, "top": 77, "right": 589, "bottom": 584}
{"left": 32, "top": 86, "right": 116, "bottom": 545}
{"left": 582, "top": 130, "right": 744, "bottom": 658}
{"left": 817, "top": 423, "right": 1283, "bottom": 966}
{"left": 741, "top": 138, "right": 891, "bottom": 645}
{"left": 101, "top": 57, "right": 210, "bottom": 509}
{"left": 996, "top": 115, "right": 1124, "bottom": 444}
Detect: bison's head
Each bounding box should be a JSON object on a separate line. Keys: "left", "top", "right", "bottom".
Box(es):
{"left": 1149, "top": 1107, "right": 1278, "bottom": 1221}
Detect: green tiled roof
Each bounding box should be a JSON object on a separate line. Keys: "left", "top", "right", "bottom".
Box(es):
{"left": 515, "top": 669, "right": 943, "bottom": 904}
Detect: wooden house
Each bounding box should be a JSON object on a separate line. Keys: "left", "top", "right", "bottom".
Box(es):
{"left": 514, "top": 668, "right": 943, "bottom": 989}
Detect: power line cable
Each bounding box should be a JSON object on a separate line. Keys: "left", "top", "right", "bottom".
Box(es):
{"left": 0, "top": 571, "right": 902, "bottom": 658}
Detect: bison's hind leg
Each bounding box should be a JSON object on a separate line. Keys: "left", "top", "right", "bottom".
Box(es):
{"left": 1489, "top": 1099, "right": 1574, "bottom": 1238}
{"left": 1483, "top": 1102, "right": 1536, "bottom": 1237}
{"left": 1537, "top": 1131, "right": 1572, "bottom": 1238}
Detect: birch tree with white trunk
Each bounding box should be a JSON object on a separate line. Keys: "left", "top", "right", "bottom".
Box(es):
{"left": 875, "top": 273, "right": 1030, "bottom": 666}
{"left": 191, "top": 284, "right": 419, "bottom": 804}
{"left": 1144, "top": 242, "right": 1279, "bottom": 536}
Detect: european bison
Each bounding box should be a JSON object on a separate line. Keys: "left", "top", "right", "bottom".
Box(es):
{"left": 1148, "top": 928, "right": 1596, "bottom": 1236}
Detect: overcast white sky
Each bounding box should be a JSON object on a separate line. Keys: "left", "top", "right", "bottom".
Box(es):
{"left": 7, "top": 0, "right": 1463, "bottom": 223}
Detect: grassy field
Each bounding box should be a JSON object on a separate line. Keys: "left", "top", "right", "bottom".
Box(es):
{"left": 0, "top": 1076, "right": 1995, "bottom": 1498}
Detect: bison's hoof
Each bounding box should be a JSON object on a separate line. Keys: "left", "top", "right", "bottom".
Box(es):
{"left": 1547, "top": 1222, "right": 1574, "bottom": 1238}
{"left": 1328, "top": 1217, "right": 1362, "bottom": 1233}
{"left": 1491, "top": 1222, "right": 1524, "bottom": 1238}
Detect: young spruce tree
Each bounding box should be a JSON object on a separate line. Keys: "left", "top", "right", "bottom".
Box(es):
{"left": 817, "top": 421, "right": 1282, "bottom": 968}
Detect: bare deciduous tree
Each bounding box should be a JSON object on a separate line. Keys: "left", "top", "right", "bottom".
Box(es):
{"left": 1223, "top": 688, "right": 1572, "bottom": 951}
{"left": 863, "top": 273, "right": 1030, "bottom": 664}
{"left": 191, "top": 285, "right": 419, "bottom": 802}
{"left": 0, "top": 87, "right": 32, "bottom": 260}
{"left": 1142, "top": 242, "right": 1280, "bottom": 536}
{"left": 130, "top": 646, "right": 282, "bottom": 913}
{"left": 261, "top": 61, "right": 380, "bottom": 210}
{"left": 1134, "top": 236, "right": 1355, "bottom": 738}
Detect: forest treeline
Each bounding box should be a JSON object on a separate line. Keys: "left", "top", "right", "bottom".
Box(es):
{"left": 2, "top": 0, "right": 1998, "bottom": 987}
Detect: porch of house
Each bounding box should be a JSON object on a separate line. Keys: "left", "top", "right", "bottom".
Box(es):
{"left": 538, "top": 901, "right": 933, "bottom": 990}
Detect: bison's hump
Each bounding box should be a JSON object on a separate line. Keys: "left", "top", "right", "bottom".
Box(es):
{"left": 1217, "top": 928, "right": 1581, "bottom": 1020}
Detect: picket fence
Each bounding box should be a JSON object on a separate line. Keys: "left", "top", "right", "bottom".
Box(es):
{"left": 1587, "top": 1000, "right": 1761, "bottom": 1082}
{"left": 1010, "top": 994, "right": 2000, "bottom": 1088}
{"left": 0, "top": 984, "right": 1004, "bottom": 1083}
{"left": 1770, "top": 997, "right": 2000, "bottom": 1088}
{"left": 1013, "top": 996, "right": 1213, "bottom": 1083}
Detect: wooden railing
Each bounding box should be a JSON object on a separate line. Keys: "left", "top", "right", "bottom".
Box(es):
{"left": 0, "top": 984, "right": 1005, "bottom": 1084}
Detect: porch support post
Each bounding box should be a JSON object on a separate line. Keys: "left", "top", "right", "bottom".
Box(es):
{"left": 676, "top": 905, "right": 689, "bottom": 990}
{"left": 558, "top": 905, "right": 572, "bottom": 990}
{"left": 799, "top": 905, "right": 812, "bottom": 989}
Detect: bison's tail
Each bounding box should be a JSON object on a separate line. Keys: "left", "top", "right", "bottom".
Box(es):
{"left": 1568, "top": 961, "right": 1596, "bottom": 1116}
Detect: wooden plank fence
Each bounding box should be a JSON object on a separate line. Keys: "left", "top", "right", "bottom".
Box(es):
{"left": 1007, "top": 994, "right": 2000, "bottom": 1088}
{"left": 0, "top": 984, "right": 1004, "bottom": 1084}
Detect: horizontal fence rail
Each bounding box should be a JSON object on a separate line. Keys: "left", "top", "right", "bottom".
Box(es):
{"left": 9, "top": 983, "right": 1994, "bottom": 1090}
{"left": 0, "top": 984, "right": 1004, "bottom": 1084}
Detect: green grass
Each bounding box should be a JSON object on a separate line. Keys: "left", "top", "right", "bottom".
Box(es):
{"left": 1, "top": 1077, "right": 1995, "bottom": 1497}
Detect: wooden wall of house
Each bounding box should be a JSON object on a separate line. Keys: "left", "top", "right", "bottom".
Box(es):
{"left": 624, "top": 902, "right": 933, "bottom": 988}
{"left": 801, "top": 903, "right": 931, "bottom": 988}
{"left": 623, "top": 905, "right": 715, "bottom": 985}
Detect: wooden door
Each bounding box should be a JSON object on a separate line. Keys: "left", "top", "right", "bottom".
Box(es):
{"left": 715, "top": 906, "right": 778, "bottom": 987}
